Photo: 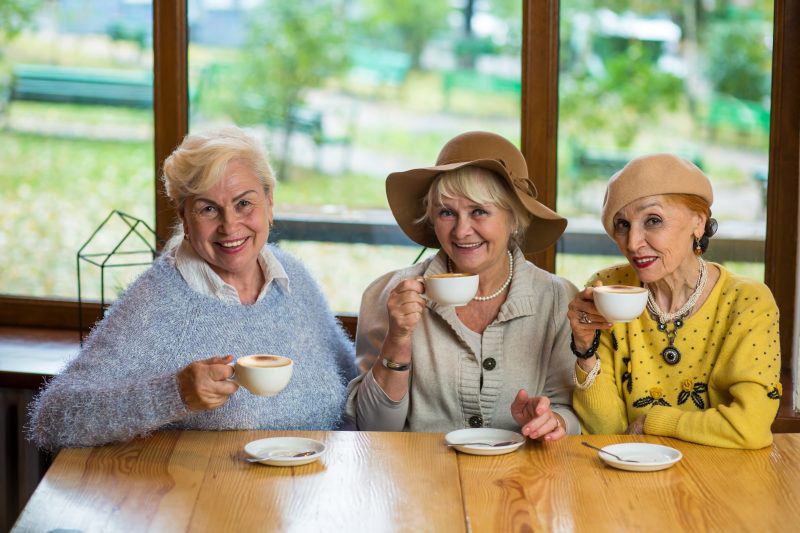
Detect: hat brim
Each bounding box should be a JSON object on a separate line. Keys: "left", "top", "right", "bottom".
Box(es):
{"left": 386, "top": 159, "right": 566, "bottom": 253}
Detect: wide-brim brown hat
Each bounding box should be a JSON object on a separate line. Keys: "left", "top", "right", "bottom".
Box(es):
{"left": 386, "top": 131, "right": 567, "bottom": 253}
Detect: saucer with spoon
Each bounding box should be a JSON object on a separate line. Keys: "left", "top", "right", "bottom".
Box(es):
{"left": 582, "top": 441, "right": 683, "bottom": 472}
{"left": 244, "top": 437, "right": 325, "bottom": 466}
{"left": 445, "top": 428, "right": 525, "bottom": 456}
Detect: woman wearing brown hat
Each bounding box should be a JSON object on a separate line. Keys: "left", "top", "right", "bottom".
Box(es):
{"left": 345, "top": 131, "right": 580, "bottom": 439}
{"left": 568, "top": 154, "right": 781, "bottom": 448}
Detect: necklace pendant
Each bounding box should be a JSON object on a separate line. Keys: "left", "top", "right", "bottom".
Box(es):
{"left": 661, "top": 346, "right": 681, "bottom": 365}
{"left": 657, "top": 322, "right": 667, "bottom": 332}
{"left": 675, "top": 318, "right": 684, "bottom": 328}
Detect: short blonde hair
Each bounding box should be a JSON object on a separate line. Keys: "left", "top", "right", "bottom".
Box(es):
{"left": 417, "top": 166, "right": 531, "bottom": 247}
{"left": 162, "top": 126, "right": 276, "bottom": 211}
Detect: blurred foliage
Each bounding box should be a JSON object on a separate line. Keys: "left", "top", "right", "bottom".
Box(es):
{"left": 708, "top": 19, "right": 770, "bottom": 101}
{"left": 232, "top": 0, "right": 350, "bottom": 128}
{"left": 106, "top": 21, "right": 147, "bottom": 51}
{"left": 560, "top": 42, "right": 683, "bottom": 149}
{"left": 0, "top": 0, "right": 42, "bottom": 42}
{"left": 359, "top": 0, "right": 449, "bottom": 69}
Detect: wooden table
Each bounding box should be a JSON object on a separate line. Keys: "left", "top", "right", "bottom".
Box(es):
{"left": 12, "top": 432, "right": 800, "bottom": 532}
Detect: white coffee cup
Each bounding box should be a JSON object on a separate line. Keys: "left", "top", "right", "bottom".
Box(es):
{"left": 593, "top": 285, "right": 648, "bottom": 323}
{"left": 423, "top": 273, "right": 479, "bottom": 306}
{"left": 230, "top": 354, "right": 293, "bottom": 396}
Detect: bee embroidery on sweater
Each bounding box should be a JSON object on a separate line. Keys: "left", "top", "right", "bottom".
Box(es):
{"left": 633, "top": 386, "right": 671, "bottom": 408}
{"left": 677, "top": 379, "right": 708, "bottom": 409}
{"left": 767, "top": 383, "right": 782, "bottom": 400}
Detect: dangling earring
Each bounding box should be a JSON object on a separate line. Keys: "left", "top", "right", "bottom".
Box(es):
{"left": 184, "top": 233, "right": 189, "bottom": 241}
{"left": 693, "top": 237, "right": 702, "bottom": 256}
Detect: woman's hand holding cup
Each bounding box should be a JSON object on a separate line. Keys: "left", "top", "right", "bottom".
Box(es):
{"left": 385, "top": 278, "right": 426, "bottom": 354}
{"left": 177, "top": 355, "right": 239, "bottom": 411}
{"left": 567, "top": 282, "right": 612, "bottom": 366}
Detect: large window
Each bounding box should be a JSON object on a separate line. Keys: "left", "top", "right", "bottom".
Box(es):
{"left": 555, "top": 1, "right": 773, "bottom": 286}
{"left": 0, "top": 1, "right": 796, "bottom": 414}
{"left": 0, "top": 0, "right": 155, "bottom": 302}
{"left": 186, "top": 0, "right": 522, "bottom": 311}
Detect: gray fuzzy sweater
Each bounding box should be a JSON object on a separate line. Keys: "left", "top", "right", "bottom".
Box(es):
{"left": 28, "top": 246, "right": 357, "bottom": 451}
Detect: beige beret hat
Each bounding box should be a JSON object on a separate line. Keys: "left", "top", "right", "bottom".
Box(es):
{"left": 601, "top": 153, "right": 713, "bottom": 236}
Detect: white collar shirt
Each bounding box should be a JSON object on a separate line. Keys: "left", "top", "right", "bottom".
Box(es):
{"left": 172, "top": 240, "right": 290, "bottom": 304}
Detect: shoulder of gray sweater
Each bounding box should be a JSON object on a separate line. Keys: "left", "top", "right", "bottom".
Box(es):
{"left": 78, "top": 256, "right": 196, "bottom": 357}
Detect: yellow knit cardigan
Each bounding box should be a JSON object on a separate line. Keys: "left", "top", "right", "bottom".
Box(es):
{"left": 573, "top": 263, "right": 781, "bottom": 449}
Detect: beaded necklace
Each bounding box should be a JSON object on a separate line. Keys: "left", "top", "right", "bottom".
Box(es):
{"left": 646, "top": 258, "right": 707, "bottom": 365}
{"left": 447, "top": 250, "right": 513, "bottom": 302}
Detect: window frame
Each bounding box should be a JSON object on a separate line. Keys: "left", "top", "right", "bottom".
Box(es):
{"left": 0, "top": 0, "right": 796, "bottom": 418}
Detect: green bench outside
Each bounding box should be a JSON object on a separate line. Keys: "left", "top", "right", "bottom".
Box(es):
{"left": 442, "top": 69, "right": 521, "bottom": 110}
{"left": 348, "top": 46, "right": 411, "bottom": 87}
{"left": 194, "top": 62, "right": 353, "bottom": 168}
{"left": 708, "top": 93, "right": 770, "bottom": 136}
{"left": 572, "top": 143, "right": 704, "bottom": 179}
{"left": 8, "top": 64, "right": 153, "bottom": 108}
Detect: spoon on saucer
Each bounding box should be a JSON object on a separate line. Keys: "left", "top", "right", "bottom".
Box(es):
{"left": 246, "top": 450, "right": 317, "bottom": 463}
{"left": 581, "top": 441, "right": 640, "bottom": 463}
{"left": 447, "top": 440, "right": 517, "bottom": 448}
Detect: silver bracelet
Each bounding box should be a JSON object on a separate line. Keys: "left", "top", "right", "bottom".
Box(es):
{"left": 382, "top": 357, "right": 411, "bottom": 372}
{"left": 573, "top": 358, "right": 601, "bottom": 390}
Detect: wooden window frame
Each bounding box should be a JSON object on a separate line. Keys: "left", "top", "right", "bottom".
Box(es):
{"left": 0, "top": 1, "right": 797, "bottom": 418}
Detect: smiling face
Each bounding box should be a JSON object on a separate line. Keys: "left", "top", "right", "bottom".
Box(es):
{"left": 432, "top": 195, "right": 513, "bottom": 277}
{"left": 611, "top": 195, "right": 706, "bottom": 283}
{"left": 181, "top": 160, "right": 272, "bottom": 286}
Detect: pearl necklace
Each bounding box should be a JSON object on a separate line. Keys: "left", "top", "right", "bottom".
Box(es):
{"left": 646, "top": 257, "right": 707, "bottom": 365}
{"left": 646, "top": 258, "right": 708, "bottom": 323}
{"left": 448, "top": 250, "right": 514, "bottom": 302}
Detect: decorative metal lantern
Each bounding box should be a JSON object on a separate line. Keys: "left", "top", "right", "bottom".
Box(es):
{"left": 76, "top": 210, "right": 158, "bottom": 342}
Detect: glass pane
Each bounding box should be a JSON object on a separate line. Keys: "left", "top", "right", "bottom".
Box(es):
{"left": 188, "top": 0, "right": 522, "bottom": 312}
{"left": 556, "top": 2, "right": 772, "bottom": 288}
{"left": 0, "top": 1, "right": 155, "bottom": 302}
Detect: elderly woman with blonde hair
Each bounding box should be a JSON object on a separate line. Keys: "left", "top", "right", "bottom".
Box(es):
{"left": 29, "top": 126, "right": 356, "bottom": 450}
{"left": 347, "top": 131, "right": 580, "bottom": 440}
{"left": 568, "top": 154, "right": 781, "bottom": 448}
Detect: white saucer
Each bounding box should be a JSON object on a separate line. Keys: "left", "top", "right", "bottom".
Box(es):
{"left": 445, "top": 428, "right": 525, "bottom": 456}
{"left": 597, "top": 443, "right": 683, "bottom": 472}
{"left": 244, "top": 437, "right": 325, "bottom": 466}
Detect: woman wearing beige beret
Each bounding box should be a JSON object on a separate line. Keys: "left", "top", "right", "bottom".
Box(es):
{"left": 568, "top": 154, "right": 781, "bottom": 449}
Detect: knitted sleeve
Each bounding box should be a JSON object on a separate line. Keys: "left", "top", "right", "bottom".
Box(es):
{"left": 27, "top": 267, "right": 190, "bottom": 451}
{"left": 542, "top": 276, "right": 581, "bottom": 435}
{"left": 644, "top": 282, "right": 781, "bottom": 449}
{"left": 572, "top": 329, "right": 630, "bottom": 434}
{"left": 345, "top": 270, "right": 410, "bottom": 430}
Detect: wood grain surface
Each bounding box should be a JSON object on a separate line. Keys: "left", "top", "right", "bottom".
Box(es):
{"left": 13, "top": 432, "right": 800, "bottom": 532}
{"left": 12, "top": 430, "right": 466, "bottom": 533}
{"left": 459, "top": 434, "right": 800, "bottom": 532}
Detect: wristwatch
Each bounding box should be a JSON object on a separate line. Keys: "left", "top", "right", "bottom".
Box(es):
{"left": 382, "top": 357, "right": 411, "bottom": 372}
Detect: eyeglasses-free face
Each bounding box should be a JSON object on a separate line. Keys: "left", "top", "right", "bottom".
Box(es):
{"left": 181, "top": 160, "right": 273, "bottom": 289}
